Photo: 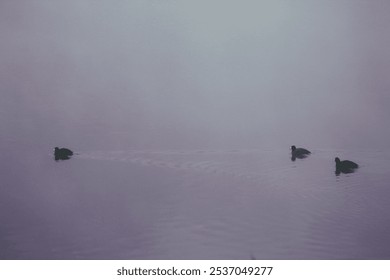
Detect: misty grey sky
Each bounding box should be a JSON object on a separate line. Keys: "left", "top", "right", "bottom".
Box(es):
{"left": 1, "top": 0, "right": 390, "bottom": 150}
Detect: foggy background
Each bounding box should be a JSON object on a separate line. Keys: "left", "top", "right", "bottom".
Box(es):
{"left": 1, "top": 0, "right": 390, "bottom": 151}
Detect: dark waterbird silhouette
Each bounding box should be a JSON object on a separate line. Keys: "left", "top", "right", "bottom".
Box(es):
{"left": 335, "top": 157, "right": 359, "bottom": 175}
{"left": 54, "top": 147, "right": 73, "bottom": 161}
{"left": 291, "top": 145, "right": 311, "bottom": 161}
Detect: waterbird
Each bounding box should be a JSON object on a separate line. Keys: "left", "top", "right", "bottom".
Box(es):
{"left": 291, "top": 145, "right": 311, "bottom": 161}
{"left": 335, "top": 157, "right": 358, "bottom": 174}
{"left": 54, "top": 147, "right": 73, "bottom": 160}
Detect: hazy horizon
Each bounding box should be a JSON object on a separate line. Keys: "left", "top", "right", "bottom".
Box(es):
{"left": 1, "top": 0, "right": 390, "bottom": 151}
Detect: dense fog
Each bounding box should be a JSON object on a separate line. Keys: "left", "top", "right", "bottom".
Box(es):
{"left": 1, "top": 0, "right": 390, "bottom": 151}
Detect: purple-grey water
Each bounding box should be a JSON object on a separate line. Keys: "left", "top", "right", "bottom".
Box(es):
{"left": 1, "top": 1, "right": 390, "bottom": 259}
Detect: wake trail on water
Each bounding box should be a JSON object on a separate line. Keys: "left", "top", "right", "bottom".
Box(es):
{"left": 75, "top": 149, "right": 295, "bottom": 185}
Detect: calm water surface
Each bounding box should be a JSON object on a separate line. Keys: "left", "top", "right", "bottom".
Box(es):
{"left": 1, "top": 145, "right": 390, "bottom": 259}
